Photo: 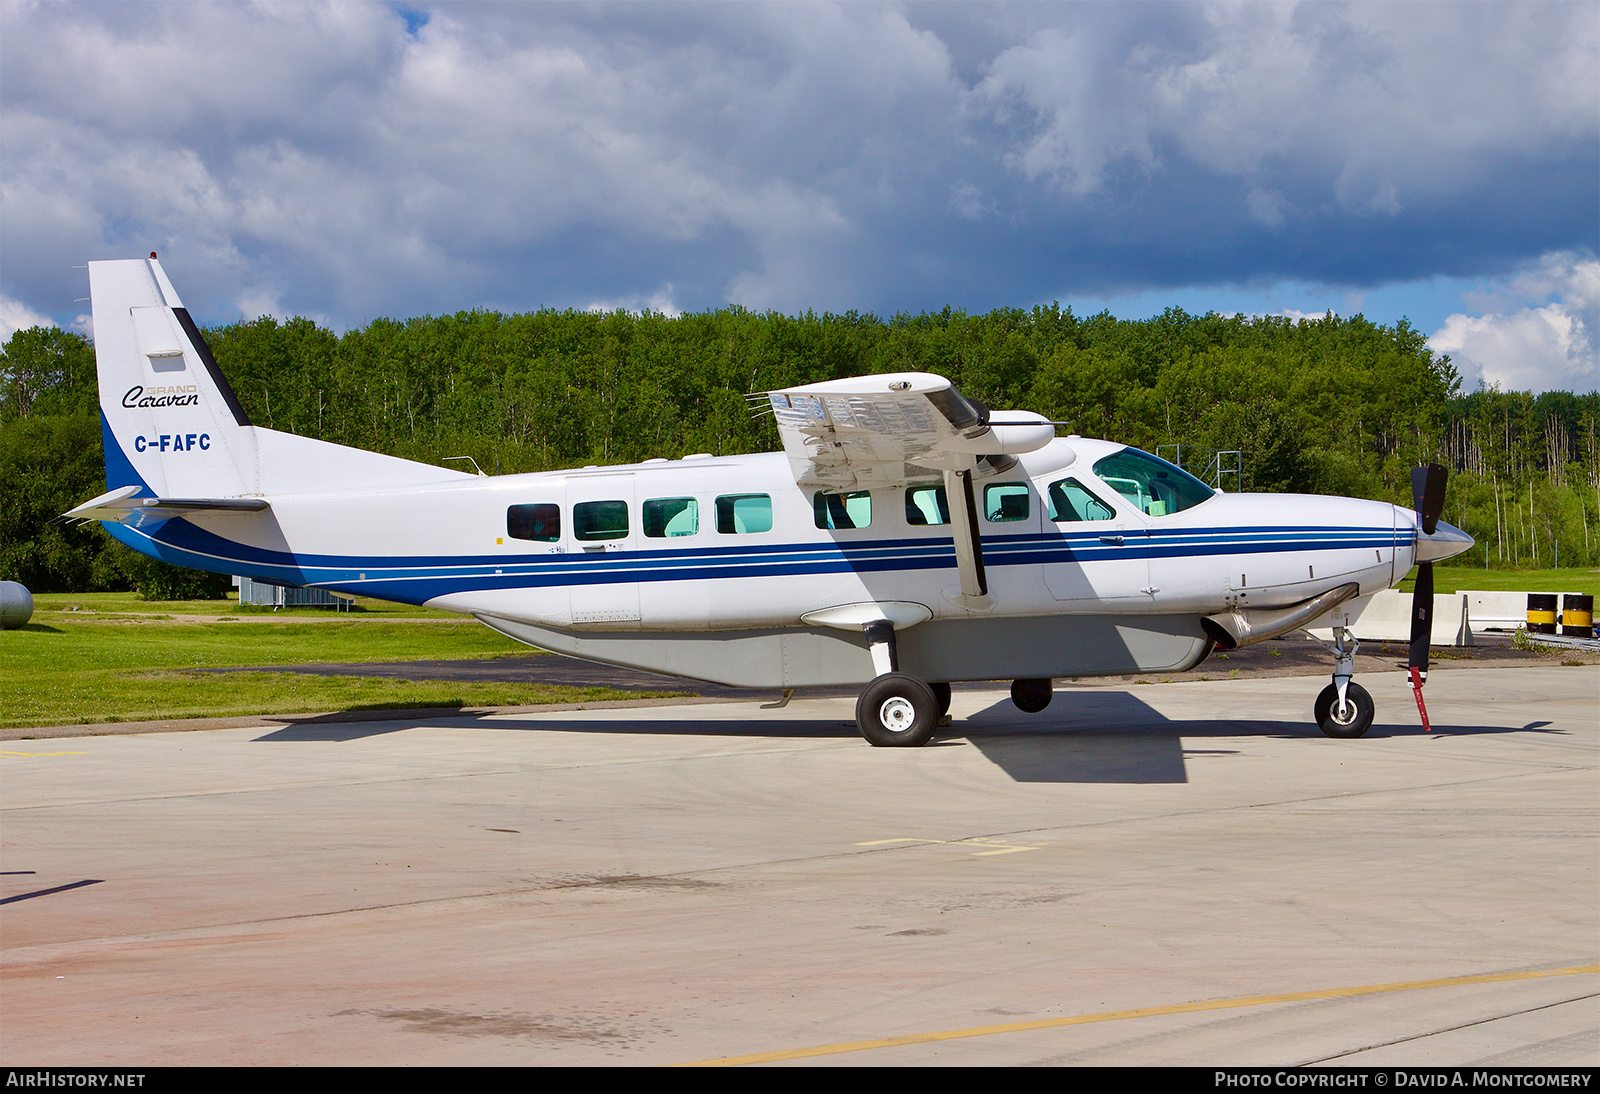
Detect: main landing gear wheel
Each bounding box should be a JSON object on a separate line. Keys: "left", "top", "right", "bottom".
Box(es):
{"left": 857, "top": 673, "right": 939, "bottom": 748}
{"left": 1010, "top": 678, "right": 1053, "bottom": 714}
{"left": 930, "top": 681, "right": 952, "bottom": 718}
{"left": 1315, "top": 681, "right": 1374, "bottom": 738}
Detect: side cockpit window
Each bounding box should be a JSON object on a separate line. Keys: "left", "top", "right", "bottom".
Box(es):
{"left": 507, "top": 503, "right": 560, "bottom": 542}
{"left": 1047, "top": 478, "right": 1115, "bottom": 523}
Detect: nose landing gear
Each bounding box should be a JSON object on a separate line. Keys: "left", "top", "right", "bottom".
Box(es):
{"left": 1309, "top": 625, "right": 1374, "bottom": 738}
{"left": 1314, "top": 679, "right": 1374, "bottom": 738}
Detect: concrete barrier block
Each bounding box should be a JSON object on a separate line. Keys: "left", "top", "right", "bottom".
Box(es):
{"left": 1308, "top": 589, "right": 1471, "bottom": 645}
{"left": 1461, "top": 590, "right": 1557, "bottom": 632}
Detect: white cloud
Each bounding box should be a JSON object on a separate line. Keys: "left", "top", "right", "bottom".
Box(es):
{"left": 234, "top": 286, "right": 286, "bottom": 323}
{"left": 971, "top": 2, "right": 1597, "bottom": 217}
{"left": 1428, "top": 252, "right": 1599, "bottom": 392}
{"left": 1, "top": 2, "right": 967, "bottom": 319}
{"left": 584, "top": 285, "right": 682, "bottom": 319}
{"left": 0, "top": 294, "right": 54, "bottom": 341}
{"left": 0, "top": 2, "right": 1594, "bottom": 328}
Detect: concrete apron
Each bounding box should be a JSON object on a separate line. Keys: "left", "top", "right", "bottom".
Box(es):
{"left": 2, "top": 665, "right": 1595, "bottom": 1066}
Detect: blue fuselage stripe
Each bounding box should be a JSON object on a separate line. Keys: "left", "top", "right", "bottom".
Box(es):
{"left": 117, "top": 517, "right": 1404, "bottom": 605}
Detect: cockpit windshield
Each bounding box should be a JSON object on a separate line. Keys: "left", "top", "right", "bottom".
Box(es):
{"left": 1091, "top": 447, "right": 1216, "bottom": 517}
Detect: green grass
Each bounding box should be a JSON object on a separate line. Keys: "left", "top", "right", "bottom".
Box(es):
{"left": 6, "top": 618, "right": 532, "bottom": 673}
{"left": 1397, "top": 566, "right": 1599, "bottom": 597}
{"left": 0, "top": 608, "right": 670, "bottom": 730}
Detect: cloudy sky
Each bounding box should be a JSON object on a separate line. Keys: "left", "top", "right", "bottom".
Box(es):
{"left": 2, "top": 1, "right": 1596, "bottom": 392}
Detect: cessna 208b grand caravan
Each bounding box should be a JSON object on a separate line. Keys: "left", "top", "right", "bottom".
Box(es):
{"left": 69, "top": 256, "right": 1474, "bottom": 746}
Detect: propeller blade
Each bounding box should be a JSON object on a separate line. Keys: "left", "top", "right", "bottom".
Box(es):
{"left": 1409, "top": 559, "right": 1434, "bottom": 675}
{"left": 1411, "top": 463, "right": 1447, "bottom": 535}
{"left": 1406, "top": 462, "right": 1447, "bottom": 731}
{"left": 1408, "top": 461, "right": 1446, "bottom": 679}
{"left": 1408, "top": 667, "right": 1433, "bottom": 733}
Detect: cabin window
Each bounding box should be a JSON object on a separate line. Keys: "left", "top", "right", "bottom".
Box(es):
{"left": 1092, "top": 448, "right": 1215, "bottom": 517}
{"left": 813, "top": 490, "right": 871, "bottom": 530}
{"left": 983, "top": 482, "right": 1030, "bottom": 522}
{"left": 507, "top": 503, "right": 560, "bottom": 542}
{"left": 643, "top": 497, "right": 699, "bottom": 537}
{"left": 1047, "top": 478, "right": 1116, "bottom": 523}
{"left": 716, "top": 493, "right": 772, "bottom": 534}
{"left": 904, "top": 484, "right": 949, "bottom": 526}
{"left": 573, "top": 499, "right": 629, "bottom": 540}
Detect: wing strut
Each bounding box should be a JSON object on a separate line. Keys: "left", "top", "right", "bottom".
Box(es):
{"left": 944, "top": 469, "right": 987, "bottom": 598}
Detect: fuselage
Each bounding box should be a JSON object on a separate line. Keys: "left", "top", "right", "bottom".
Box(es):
{"left": 82, "top": 255, "right": 1470, "bottom": 703}
{"left": 121, "top": 436, "right": 1414, "bottom": 634}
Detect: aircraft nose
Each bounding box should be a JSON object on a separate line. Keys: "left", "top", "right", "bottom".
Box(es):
{"left": 1416, "top": 519, "right": 1474, "bottom": 563}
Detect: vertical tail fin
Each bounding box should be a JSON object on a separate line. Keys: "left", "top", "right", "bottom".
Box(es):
{"left": 91, "top": 256, "right": 261, "bottom": 499}
{"left": 89, "top": 254, "right": 468, "bottom": 521}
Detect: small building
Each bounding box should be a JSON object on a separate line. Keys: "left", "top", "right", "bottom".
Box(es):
{"left": 234, "top": 575, "right": 352, "bottom": 610}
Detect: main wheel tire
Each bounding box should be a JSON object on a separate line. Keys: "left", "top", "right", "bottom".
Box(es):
{"left": 930, "top": 681, "right": 952, "bottom": 718}
{"left": 857, "top": 674, "right": 939, "bottom": 748}
{"left": 1314, "top": 681, "right": 1374, "bottom": 738}
{"left": 1010, "top": 678, "right": 1053, "bottom": 714}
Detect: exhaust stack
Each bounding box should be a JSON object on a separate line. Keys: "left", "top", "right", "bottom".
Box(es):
{"left": 1204, "top": 583, "right": 1361, "bottom": 651}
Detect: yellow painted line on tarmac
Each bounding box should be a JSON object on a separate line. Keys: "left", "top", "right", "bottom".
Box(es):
{"left": 673, "top": 963, "right": 1600, "bottom": 1067}
{"left": 0, "top": 751, "right": 87, "bottom": 757}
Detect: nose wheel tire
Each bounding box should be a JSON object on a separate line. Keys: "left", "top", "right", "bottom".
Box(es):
{"left": 857, "top": 673, "right": 939, "bottom": 748}
{"left": 1010, "top": 678, "right": 1053, "bottom": 714}
{"left": 1314, "top": 682, "right": 1374, "bottom": 738}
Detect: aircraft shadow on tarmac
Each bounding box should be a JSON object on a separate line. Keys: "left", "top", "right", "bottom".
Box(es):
{"left": 251, "top": 691, "right": 1561, "bottom": 784}
{"left": 938, "top": 695, "right": 1555, "bottom": 784}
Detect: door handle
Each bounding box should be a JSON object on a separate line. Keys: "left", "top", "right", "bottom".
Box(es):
{"left": 1099, "top": 535, "right": 1124, "bottom": 544}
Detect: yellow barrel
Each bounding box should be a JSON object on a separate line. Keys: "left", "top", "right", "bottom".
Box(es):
{"left": 1561, "top": 594, "right": 1593, "bottom": 638}
{"left": 1526, "top": 594, "right": 1558, "bottom": 634}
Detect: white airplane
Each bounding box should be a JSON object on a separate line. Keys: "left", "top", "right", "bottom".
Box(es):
{"left": 67, "top": 256, "right": 1475, "bottom": 746}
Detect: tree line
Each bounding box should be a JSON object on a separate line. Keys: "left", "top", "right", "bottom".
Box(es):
{"left": 3, "top": 304, "right": 1596, "bottom": 595}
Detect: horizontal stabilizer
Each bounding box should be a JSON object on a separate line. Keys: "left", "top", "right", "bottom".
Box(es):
{"left": 64, "top": 485, "right": 270, "bottom": 523}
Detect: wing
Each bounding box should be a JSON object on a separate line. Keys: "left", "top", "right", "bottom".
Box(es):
{"left": 765, "top": 372, "right": 1055, "bottom": 490}
{"left": 765, "top": 372, "right": 1060, "bottom": 602}
{"left": 64, "top": 485, "right": 270, "bottom": 523}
